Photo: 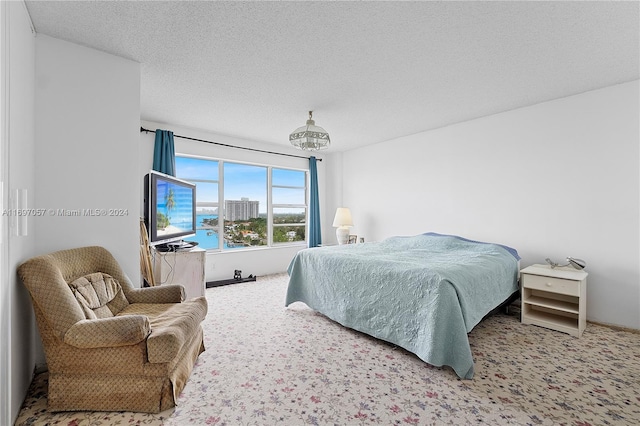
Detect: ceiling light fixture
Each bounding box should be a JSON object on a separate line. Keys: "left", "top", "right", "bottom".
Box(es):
{"left": 289, "top": 111, "right": 330, "bottom": 151}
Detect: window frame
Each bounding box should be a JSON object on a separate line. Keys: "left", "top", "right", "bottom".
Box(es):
{"left": 271, "top": 167, "right": 308, "bottom": 246}
{"left": 175, "top": 154, "right": 309, "bottom": 251}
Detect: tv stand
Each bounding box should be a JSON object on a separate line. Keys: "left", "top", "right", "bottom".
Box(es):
{"left": 152, "top": 246, "right": 205, "bottom": 299}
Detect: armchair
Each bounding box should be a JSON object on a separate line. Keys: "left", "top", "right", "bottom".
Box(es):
{"left": 17, "top": 246, "right": 208, "bottom": 413}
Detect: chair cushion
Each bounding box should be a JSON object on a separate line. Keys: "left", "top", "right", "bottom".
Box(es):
{"left": 69, "top": 272, "right": 129, "bottom": 319}
{"left": 118, "top": 296, "right": 208, "bottom": 363}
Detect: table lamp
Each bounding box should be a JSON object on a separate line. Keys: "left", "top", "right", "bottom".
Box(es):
{"left": 332, "top": 207, "right": 353, "bottom": 245}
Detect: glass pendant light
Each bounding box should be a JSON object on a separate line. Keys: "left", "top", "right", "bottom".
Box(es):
{"left": 289, "top": 111, "right": 330, "bottom": 151}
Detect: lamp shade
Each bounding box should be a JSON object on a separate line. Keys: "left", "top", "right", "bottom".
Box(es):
{"left": 332, "top": 207, "right": 353, "bottom": 227}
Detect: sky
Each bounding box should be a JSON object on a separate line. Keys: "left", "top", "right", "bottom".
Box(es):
{"left": 175, "top": 156, "right": 305, "bottom": 214}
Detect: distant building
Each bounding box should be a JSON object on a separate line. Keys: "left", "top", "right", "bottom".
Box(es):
{"left": 242, "top": 231, "right": 260, "bottom": 240}
{"left": 225, "top": 198, "right": 259, "bottom": 221}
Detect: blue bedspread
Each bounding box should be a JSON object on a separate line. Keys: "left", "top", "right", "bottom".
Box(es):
{"left": 285, "top": 233, "right": 519, "bottom": 379}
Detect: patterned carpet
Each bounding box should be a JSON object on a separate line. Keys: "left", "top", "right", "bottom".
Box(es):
{"left": 15, "top": 273, "right": 640, "bottom": 425}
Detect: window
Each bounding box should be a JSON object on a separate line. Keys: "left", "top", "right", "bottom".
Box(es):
{"left": 175, "top": 155, "right": 307, "bottom": 251}
{"left": 272, "top": 168, "right": 306, "bottom": 244}
{"left": 223, "top": 163, "right": 267, "bottom": 249}
{"left": 175, "top": 156, "right": 219, "bottom": 250}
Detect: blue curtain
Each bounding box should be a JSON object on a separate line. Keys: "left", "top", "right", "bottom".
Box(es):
{"left": 308, "top": 156, "right": 322, "bottom": 248}
{"left": 152, "top": 129, "right": 176, "bottom": 176}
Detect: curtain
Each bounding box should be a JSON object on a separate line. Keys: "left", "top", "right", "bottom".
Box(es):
{"left": 308, "top": 156, "right": 322, "bottom": 248}
{"left": 152, "top": 129, "right": 176, "bottom": 176}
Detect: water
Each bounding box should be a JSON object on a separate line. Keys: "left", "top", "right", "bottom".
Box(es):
{"left": 194, "top": 214, "right": 219, "bottom": 249}
{"left": 193, "top": 214, "right": 240, "bottom": 250}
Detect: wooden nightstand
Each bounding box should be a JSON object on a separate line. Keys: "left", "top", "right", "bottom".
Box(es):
{"left": 520, "top": 264, "right": 588, "bottom": 337}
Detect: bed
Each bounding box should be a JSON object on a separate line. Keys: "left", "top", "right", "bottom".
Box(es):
{"left": 285, "top": 232, "right": 520, "bottom": 379}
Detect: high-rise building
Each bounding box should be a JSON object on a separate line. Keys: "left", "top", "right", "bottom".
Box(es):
{"left": 224, "top": 198, "right": 259, "bottom": 221}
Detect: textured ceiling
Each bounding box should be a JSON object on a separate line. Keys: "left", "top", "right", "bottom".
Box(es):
{"left": 24, "top": 1, "right": 639, "bottom": 152}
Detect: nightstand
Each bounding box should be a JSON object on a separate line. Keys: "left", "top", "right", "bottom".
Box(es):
{"left": 520, "top": 264, "right": 587, "bottom": 337}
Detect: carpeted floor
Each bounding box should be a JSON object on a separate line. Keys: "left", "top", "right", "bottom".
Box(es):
{"left": 15, "top": 273, "right": 640, "bottom": 425}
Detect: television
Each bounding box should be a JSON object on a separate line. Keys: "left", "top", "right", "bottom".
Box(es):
{"left": 144, "top": 170, "right": 196, "bottom": 247}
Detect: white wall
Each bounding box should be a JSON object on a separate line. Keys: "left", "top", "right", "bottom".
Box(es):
{"left": 1, "top": 2, "right": 36, "bottom": 423}
{"left": 35, "top": 35, "right": 140, "bottom": 277}
{"left": 322, "top": 151, "right": 344, "bottom": 245}
{"left": 340, "top": 81, "right": 640, "bottom": 329}
{"left": 31, "top": 34, "right": 140, "bottom": 373}
{"left": 140, "top": 121, "right": 327, "bottom": 282}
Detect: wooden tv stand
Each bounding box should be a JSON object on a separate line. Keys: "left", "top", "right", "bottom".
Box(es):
{"left": 152, "top": 246, "right": 206, "bottom": 300}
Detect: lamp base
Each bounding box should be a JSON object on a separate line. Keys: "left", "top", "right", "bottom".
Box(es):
{"left": 336, "top": 227, "right": 350, "bottom": 245}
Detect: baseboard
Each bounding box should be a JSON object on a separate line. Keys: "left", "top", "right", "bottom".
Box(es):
{"left": 588, "top": 320, "right": 640, "bottom": 334}
{"left": 206, "top": 276, "right": 257, "bottom": 288}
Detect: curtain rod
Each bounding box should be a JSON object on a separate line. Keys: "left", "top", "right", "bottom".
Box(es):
{"left": 140, "top": 127, "right": 322, "bottom": 162}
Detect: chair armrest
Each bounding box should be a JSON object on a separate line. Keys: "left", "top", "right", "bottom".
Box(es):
{"left": 63, "top": 316, "right": 151, "bottom": 348}
{"left": 126, "top": 285, "right": 185, "bottom": 304}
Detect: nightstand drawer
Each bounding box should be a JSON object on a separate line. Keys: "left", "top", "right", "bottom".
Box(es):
{"left": 522, "top": 274, "right": 580, "bottom": 296}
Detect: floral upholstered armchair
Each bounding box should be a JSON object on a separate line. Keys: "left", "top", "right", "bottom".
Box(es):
{"left": 17, "top": 246, "right": 208, "bottom": 413}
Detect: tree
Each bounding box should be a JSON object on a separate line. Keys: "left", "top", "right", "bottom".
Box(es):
{"left": 161, "top": 188, "right": 175, "bottom": 227}
{"left": 165, "top": 189, "right": 175, "bottom": 217}
{"left": 156, "top": 212, "right": 169, "bottom": 230}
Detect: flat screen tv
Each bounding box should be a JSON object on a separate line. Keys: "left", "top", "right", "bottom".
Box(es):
{"left": 144, "top": 170, "right": 196, "bottom": 247}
